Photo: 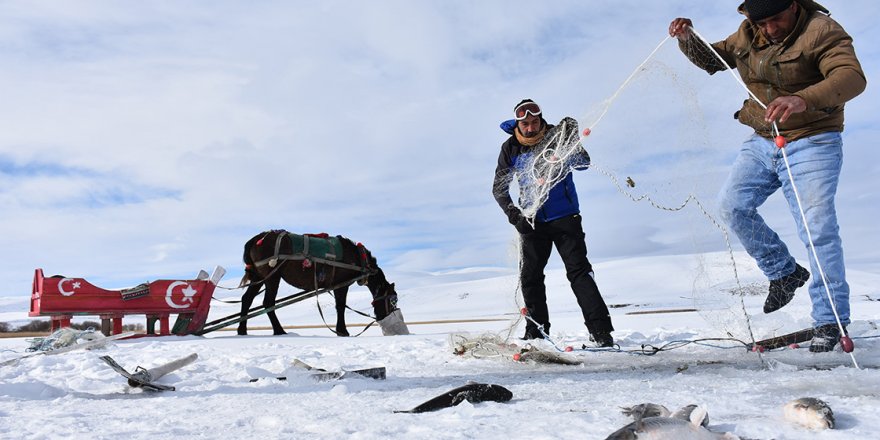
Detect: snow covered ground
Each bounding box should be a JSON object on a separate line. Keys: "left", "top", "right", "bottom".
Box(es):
{"left": 1, "top": 252, "right": 879, "bottom": 439}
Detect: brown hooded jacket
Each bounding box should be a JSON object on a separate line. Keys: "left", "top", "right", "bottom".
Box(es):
{"left": 679, "top": 0, "right": 866, "bottom": 141}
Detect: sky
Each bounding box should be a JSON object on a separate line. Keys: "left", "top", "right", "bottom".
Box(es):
{"left": 1, "top": 0, "right": 878, "bottom": 295}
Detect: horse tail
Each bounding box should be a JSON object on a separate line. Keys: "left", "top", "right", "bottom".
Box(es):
{"left": 240, "top": 233, "right": 264, "bottom": 286}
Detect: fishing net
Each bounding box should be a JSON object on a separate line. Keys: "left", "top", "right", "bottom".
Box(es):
{"left": 493, "top": 32, "right": 796, "bottom": 345}
{"left": 27, "top": 327, "right": 103, "bottom": 352}
{"left": 582, "top": 34, "right": 763, "bottom": 343}
{"left": 449, "top": 332, "right": 520, "bottom": 360}
{"left": 511, "top": 117, "right": 588, "bottom": 223}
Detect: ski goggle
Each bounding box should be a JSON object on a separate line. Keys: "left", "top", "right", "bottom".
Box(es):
{"left": 514, "top": 102, "right": 542, "bottom": 121}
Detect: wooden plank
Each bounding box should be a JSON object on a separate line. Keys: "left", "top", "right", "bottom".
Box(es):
{"left": 625, "top": 308, "right": 698, "bottom": 316}
{"left": 222, "top": 317, "right": 510, "bottom": 332}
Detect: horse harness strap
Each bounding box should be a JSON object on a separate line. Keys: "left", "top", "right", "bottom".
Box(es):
{"left": 312, "top": 268, "right": 376, "bottom": 337}
{"left": 253, "top": 233, "right": 374, "bottom": 275}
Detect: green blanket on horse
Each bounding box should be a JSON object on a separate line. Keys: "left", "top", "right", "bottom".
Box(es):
{"left": 288, "top": 233, "right": 344, "bottom": 262}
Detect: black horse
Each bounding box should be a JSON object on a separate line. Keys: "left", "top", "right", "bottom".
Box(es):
{"left": 238, "top": 230, "right": 398, "bottom": 336}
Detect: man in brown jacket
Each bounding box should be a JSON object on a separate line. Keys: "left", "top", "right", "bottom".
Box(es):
{"left": 668, "top": 0, "right": 865, "bottom": 352}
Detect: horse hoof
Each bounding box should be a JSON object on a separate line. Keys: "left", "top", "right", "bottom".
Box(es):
{"left": 273, "top": 330, "right": 287, "bottom": 336}
{"left": 237, "top": 329, "right": 248, "bottom": 336}
{"left": 337, "top": 332, "right": 350, "bottom": 337}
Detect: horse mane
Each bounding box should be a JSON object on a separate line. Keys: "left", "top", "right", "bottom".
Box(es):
{"left": 336, "top": 235, "right": 379, "bottom": 271}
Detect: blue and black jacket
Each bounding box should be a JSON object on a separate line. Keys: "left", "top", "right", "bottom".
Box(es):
{"left": 492, "top": 117, "right": 590, "bottom": 224}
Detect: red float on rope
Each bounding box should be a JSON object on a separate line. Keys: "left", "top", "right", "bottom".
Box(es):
{"left": 840, "top": 335, "right": 855, "bottom": 353}
{"left": 775, "top": 135, "right": 786, "bottom": 148}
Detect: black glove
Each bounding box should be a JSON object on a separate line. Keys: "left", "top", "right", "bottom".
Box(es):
{"left": 514, "top": 216, "right": 534, "bottom": 235}
{"left": 577, "top": 147, "right": 591, "bottom": 167}
{"left": 506, "top": 207, "right": 534, "bottom": 234}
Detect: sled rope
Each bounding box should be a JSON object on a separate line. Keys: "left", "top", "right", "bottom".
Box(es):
{"left": 690, "top": 26, "right": 858, "bottom": 369}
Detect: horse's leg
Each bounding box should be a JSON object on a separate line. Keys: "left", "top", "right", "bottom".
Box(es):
{"left": 238, "top": 283, "right": 262, "bottom": 335}
{"left": 334, "top": 286, "right": 350, "bottom": 337}
{"left": 263, "top": 275, "right": 287, "bottom": 335}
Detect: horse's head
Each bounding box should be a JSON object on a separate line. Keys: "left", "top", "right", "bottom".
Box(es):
{"left": 365, "top": 267, "right": 398, "bottom": 321}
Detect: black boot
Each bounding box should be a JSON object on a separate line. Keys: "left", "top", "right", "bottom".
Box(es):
{"left": 764, "top": 264, "right": 810, "bottom": 314}
{"left": 590, "top": 331, "right": 614, "bottom": 348}
{"left": 809, "top": 324, "right": 845, "bottom": 353}
{"left": 521, "top": 323, "right": 549, "bottom": 340}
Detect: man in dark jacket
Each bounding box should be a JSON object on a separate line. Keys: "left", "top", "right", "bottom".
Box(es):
{"left": 669, "top": 0, "right": 865, "bottom": 352}
{"left": 492, "top": 99, "right": 614, "bottom": 346}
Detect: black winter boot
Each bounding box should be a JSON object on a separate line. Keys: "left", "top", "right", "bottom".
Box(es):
{"left": 590, "top": 331, "right": 614, "bottom": 348}
{"left": 809, "top": 324, "right": 845, "bottom": 353}
{"left": 764, "top": 264, "right": 810, "bottom": 314}
{"left": 521, "top": 323, "right": 549, "bottom": 340}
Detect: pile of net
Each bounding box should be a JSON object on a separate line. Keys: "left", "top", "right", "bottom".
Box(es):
{"left": 26, "top": 328, "right": 104, "bottom": 352}
{"left": 449, "top": 332, "right": 522, "bottom": 360}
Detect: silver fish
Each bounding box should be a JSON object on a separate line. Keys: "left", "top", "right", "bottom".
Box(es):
{"left": 620, "top": 403, "right": 671, "bottom": 420}
{"left": 605, "top": 406, "right": 739, "bottom": 440}
{"left": 783, "top": 397, "right": 834, "bottom": 430}
{"left": 672, "top": 404, "right": 710, "bottom": 427}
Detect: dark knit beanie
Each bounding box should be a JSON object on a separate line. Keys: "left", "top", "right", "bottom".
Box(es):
{"left": 744, "top": 0, "right": 794, "bottom": 21}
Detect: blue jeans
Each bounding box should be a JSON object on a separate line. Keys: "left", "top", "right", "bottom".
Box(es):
{"left": 719, "top": 132, "right": 849, "bottom": 327}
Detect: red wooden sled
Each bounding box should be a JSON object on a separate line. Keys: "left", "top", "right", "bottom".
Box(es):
{"left": 29, "top": 266, "right": 225, "bottom": 336}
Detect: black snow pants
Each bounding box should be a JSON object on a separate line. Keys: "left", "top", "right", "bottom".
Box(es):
{"left": 520, "top": 214, "right": 614, "bottom": 335}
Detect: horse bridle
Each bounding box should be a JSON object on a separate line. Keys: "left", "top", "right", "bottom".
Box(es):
{"left": 369, "top": 280, "right": 398, "bottom": 315}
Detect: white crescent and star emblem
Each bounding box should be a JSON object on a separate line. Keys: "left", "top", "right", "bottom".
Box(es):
{"left": 57, "top": 278, "right": 82, "bottom": 296}
{"left": 165, "top": 281, "right": 197, "bottom": 309}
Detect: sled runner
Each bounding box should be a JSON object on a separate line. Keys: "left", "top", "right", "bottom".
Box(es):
{"left": 748, "top": 328, "right": 815, "bottom": 351}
